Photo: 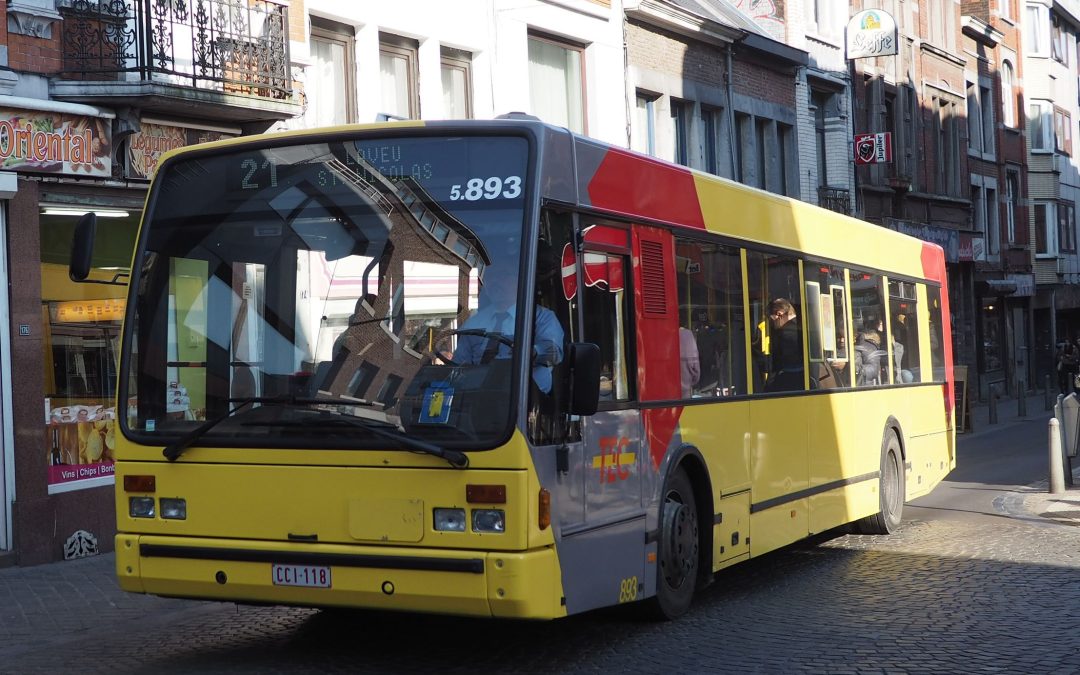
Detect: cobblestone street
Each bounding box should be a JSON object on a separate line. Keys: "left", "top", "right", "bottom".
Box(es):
{"left": 2, "top": 512, "right": 1079, "bottom": 674}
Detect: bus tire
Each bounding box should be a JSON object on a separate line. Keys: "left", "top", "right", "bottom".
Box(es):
{"left": 857, "top": 430, "right": 905, "bottom": 535}
{"left": 645, "top": 466, "right": 699, "bottom": 620}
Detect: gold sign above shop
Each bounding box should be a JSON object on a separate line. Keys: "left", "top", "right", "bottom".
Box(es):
{"left": 0, "top": 109, "right": 112, "bottom": 177}
{"left": 126, "top": 122, "right": 235, "bottom": 180}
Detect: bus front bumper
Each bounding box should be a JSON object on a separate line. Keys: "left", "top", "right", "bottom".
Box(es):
{"left": 116, "top": 534, "right": 566, "bottom": 620}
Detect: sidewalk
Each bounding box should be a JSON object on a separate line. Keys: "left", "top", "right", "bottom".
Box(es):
{"left": 962, "top": 386, "right": 1080, "bottom": 527}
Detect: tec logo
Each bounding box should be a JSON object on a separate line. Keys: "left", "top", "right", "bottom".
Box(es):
{"left": 592, "top": 436, "right": 635, "bottom": 484}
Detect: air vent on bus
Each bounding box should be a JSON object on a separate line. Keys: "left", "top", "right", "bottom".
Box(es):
{"left": 639, "top": 240, "right": 667, "bottom": 315}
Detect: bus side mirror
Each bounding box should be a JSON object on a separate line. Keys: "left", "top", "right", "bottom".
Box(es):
{"left": 568, "top": 342, "right": 601, "bottom": 416}
{"left": 69, "top": 212, "right": 97, "bottom": 282}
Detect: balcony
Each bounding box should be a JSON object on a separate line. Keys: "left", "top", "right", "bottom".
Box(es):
{"left": 818, "top": 186, "right": 851, "bottom": 215}
{"left": 52, "top": 0, "right": 300, "bottom": 125}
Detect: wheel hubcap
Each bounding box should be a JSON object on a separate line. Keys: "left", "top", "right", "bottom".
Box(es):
{"left": 661, "top": 497, "right": 698, "bottom": 589}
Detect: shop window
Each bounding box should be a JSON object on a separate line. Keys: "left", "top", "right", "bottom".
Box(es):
{"left": 981, "top": 299, "right": 1004, "bottom": 372}
{"left": 40, "top": 206, "right": 139, "bottom": 491}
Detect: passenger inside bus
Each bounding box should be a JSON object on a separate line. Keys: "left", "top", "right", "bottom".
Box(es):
{"left": 854, "top": 317, "right": 886, "bottom": 385}
{"left": 765, "top": 297, "right": 803, "bottom": 392}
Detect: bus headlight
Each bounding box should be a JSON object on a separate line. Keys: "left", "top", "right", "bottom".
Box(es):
{"left": 472, "top": 509, "right": 505, "bottom": 533}
{"left": 129, "top": 497, "right": 155, "bottom": 518}
{"left": 160, "top": 498, "right": 187, "bottom": 520}
{"left": 434, "top": 508, "right": 466, "bottom": 532}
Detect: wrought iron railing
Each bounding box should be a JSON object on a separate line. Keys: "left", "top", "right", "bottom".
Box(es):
{"left": 59, "top": 0, "right": 291, "bottom": 101}
{"left": 818, "top": 186, "right": 851, "bottom": 215}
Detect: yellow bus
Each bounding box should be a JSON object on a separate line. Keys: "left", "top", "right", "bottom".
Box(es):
{"left": 79, "top": 117, "right": 955, "bottom": 620}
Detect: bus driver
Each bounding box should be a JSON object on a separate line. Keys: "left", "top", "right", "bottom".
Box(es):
{"left": 455, "top": 276, "right": 564, "bottom": 394}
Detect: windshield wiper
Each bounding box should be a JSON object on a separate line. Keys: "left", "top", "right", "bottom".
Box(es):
{"left": 162, "top": 397, "right": 257, "bottom": 461}
{"left": 161, "top": 395, "right": 349, "bottom": 461}
{"left": 289, "top": 413, "right": 470, "bottom": 469}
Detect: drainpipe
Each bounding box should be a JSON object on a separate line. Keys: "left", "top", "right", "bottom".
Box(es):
{"left": 726, "top": 45, "right": 737, "bottom": 178}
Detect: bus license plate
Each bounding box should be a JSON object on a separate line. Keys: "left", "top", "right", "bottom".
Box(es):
{"left": 271, "top": 564, "right": 331, "bottom": 588}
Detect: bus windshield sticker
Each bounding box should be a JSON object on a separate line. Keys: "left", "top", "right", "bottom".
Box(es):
{"left": 419, "top": 382, "right": 454, "bottom": 425}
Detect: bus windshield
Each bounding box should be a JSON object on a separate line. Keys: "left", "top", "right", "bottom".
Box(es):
{"left": 124, "top": 133, "right": 530, "bottom": 451}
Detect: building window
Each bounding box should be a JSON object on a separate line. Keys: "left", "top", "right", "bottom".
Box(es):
{"left": 813, "top": 91, "right": 829, "bottom": 188}
{"left": 633, "top": 93, "right": 657, "bottom": 156}
{"left": 971, "top": 182, "right": 986, "bottom": 241}
{"left": 986, "top": 186, "right": 1000, "bottom": 255}
{"left": 967, "top": 82, "right": 983, "bottom": 153}
{"left": 307, "top": 19, "right": 356, "bottom": 127}
{"left": 934, "top": 96, "right": 960, "bottom": 196}
{"left": 1000, "top": 0, "right": 1011, "bottom": 21}
{"left": 701, "top": 106, "right": 726, "bottom": 177}
{"left": 777, "top": 122, "right": 793, "bottom": 197}
{"left": 967, "top": 82, "right": 995, "bottom": 155}
{"left": 926, "top": 0, "right": 955, "bottom": 49}
{"left": 671, "top": 99, "right": 691, "bottom": 166}
{"left": 1059, "top": 200, "right": 1077, "bottom": 253}
{"left": 1034, "top": 202, "right": 1055, "bottom": 256}
{"left": 527, "top": 33, "right": 585, "bottom": 134}
{"left": 1052, "top": 13, "right": 1069, "bottom": 64}
{"left": 1027, "top": 6, "right": 1047, "bottom": 56}
{"left": 734, "top": 112, "right": 752, "bottom": 184}
{"left": 379, "top": 34, "right": 420, "bottom": 119}
{"left": 1001, "top": 61, "right": 1016, "bottom": 128}
{"left": 1006, "top": 169, "right": 1020, "bottom": 244}
{"left": 441, "top": 48, "right": 472, "bottom": 119}
{"left": 1030, "top": 101, "right": 1052, "bottom": 150}
{"left": 1055, "top": 107, "right": 1073, "bottom": 155}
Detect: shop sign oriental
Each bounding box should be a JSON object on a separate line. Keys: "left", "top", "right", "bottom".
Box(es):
{"left": 0, "top": 109, "right": 111, "bottom": 177}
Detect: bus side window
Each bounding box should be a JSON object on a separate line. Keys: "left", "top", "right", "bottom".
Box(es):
{"left": 675, "top": 237, "right": 745, "bottom": 398}
{"left": 747, "top": 251, "right": 804, "bottom": 393}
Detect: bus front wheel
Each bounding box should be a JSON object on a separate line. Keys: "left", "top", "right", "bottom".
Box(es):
{"left": 857, "top": 431, "right": 905, "bottom": 535}
{"left": 645, "top": 466, "right": 699, "bottom": 620}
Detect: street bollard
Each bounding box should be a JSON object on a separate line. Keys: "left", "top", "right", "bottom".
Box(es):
{"left": 1050, "top": 418, "right": 1065, "bottom": 494}
{"left": 1046, "top": 375, "right": 1054, "bottom": 411}
{"left": 1018, "top": 380, "right": 1027, "bottom": 418}
{"left": 989, "top": 388, "right": 998, "bottom": 425}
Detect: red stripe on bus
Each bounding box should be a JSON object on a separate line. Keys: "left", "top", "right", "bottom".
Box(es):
{"left": 587, "top": 149, "right": 706, "bottom": 229}
{"left": 644, "top": 408, "right": 682, "bottom": 469}
{"left": 922, "top": 242, "right": 955, "bottom": 415}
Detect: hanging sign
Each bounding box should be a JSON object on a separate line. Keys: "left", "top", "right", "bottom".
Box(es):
{"left": 846, "top": 10, "right": 898, "bottom": 59}
{"left": 854, "top": 132, "right": 893, "bottom": 164}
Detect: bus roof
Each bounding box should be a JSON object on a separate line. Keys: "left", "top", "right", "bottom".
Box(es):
{"left": 152, "top": 118, "right": 944, "bottom": 284}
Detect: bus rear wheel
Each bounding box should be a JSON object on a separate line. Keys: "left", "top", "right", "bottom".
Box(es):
{"left": 645, "top": 466, "right": 699, "bottom": 620}
{"left": 857, "top": 431, "right": 905, "bottom": 535}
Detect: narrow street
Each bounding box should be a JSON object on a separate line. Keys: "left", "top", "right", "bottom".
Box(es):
{"left": 2, "top": 410, "right": 1078, "bottom": 674}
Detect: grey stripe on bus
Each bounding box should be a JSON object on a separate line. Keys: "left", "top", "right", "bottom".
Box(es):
{"left": 749, "top": 471, "right": 881, "bottom": 514}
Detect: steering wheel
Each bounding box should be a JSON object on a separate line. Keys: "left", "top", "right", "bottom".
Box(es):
{"left": 431, "top": 328, "right": 515, "bottom": 366}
